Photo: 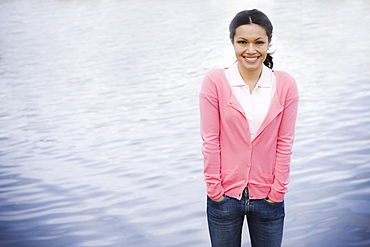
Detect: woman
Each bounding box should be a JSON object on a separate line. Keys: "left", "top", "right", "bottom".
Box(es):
{"left": 199, "top": 9, "right": 299, "bottom": 247}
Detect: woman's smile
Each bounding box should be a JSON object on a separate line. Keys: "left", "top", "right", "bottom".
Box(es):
{"left": 244, "top": 56, "right": 259, "bottom": 63}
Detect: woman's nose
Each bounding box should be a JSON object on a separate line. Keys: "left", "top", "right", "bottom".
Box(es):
{"left": 246, "top": 44, "right": 256, "bottom": 53}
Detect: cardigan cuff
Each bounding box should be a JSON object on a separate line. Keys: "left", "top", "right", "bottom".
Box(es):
{"left": 207, "top": 184, "right": 224, "bottom": 200}
{"left": 268, "top": 190, "right": 285, "bottom": 203}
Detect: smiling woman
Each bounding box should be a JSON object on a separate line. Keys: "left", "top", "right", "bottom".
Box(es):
{"left": 200, "top": 9, "right": 299, "bottom": 247}
{"left": 232, "top": 24, "right": 270, "bottom": 92}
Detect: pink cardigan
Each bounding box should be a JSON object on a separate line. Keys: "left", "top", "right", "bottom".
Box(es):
{"left": 200, "top": 68, "right": 298, "bottom": 202}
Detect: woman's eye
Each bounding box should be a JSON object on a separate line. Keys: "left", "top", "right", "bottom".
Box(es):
{"left": 256, "top": 41, "right": 265, "bottom": 45}
{"left": 237, "top": 41, "right": 247, "bottom": 44}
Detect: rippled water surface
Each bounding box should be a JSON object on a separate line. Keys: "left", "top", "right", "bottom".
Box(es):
{"left": 1, "top": 0, "right": 369, "bottom": 246}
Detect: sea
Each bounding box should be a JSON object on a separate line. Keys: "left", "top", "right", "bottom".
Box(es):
{"left": 0, "top": 0, "right": 369, "bottom": 246}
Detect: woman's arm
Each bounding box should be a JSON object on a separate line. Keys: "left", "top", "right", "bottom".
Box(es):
{"left": 268, "top": 77, "right": 299, "bottom": 202}
{"left": 199, "top": 73, "right": 224, "bottom": 200}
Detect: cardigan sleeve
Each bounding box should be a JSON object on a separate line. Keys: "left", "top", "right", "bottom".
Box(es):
{"left": 268, "top": 75, "right": 299, "bottom": 202}
{"left": 199, "top": 71, "right": 224, "bottom": 200}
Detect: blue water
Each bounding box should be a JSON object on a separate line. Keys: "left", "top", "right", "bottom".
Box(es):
{"left": 0, "top": 0, "right": 369, "bottom": 246}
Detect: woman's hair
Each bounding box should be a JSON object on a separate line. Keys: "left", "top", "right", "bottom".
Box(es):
{"left": 229, "top": 9, "right": 274, "bottom": 69}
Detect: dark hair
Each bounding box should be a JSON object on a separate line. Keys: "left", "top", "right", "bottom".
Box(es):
{"left": 229, "top": 9, "right": 274, "bottom": 69}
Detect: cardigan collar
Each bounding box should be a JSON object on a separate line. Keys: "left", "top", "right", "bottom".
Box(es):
{"left": 228, "top": 62, "right": 273, "bottom": 88}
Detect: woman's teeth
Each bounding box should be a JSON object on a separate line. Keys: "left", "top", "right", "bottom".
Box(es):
{"left": 245, "top": 57, "right": 258, "bottom": 62}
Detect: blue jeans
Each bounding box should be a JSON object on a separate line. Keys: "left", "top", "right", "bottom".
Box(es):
{"left": 207, "top": 188, "right": 285, "bottom": 247}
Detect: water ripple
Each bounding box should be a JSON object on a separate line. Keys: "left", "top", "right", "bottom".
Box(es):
{"left": 1, "top": 0, "right": 369, "bottom": 246}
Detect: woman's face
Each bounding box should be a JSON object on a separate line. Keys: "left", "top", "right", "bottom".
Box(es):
{"left": 232, "top": 24, "right": 270, "bottom": 74}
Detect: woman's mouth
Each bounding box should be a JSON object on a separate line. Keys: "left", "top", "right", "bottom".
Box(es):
{"left": 244, "top": 56, "right": 259, "bottom": 63}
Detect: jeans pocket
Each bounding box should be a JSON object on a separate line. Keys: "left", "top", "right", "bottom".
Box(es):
{"left": 207, "top": 196, "right": 239, "bottom": 220}
{"left": 207, "top": 195, "right": 227, "bottom": 205}
{"left": 252, "top": 199, "right": 285, "bottom": 221}
{"left": 264, "top": 198, "right": 280, "bottom": 205}
{"left": 211, "top": 195, "right": 226, "bottom": 203}
{"left": 263, "top": 198, "right": 284, "bottom": 206}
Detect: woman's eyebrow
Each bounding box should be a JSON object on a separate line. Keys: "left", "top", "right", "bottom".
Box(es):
{"left": 236, "top": 36, "right": 265, "bottom": 41}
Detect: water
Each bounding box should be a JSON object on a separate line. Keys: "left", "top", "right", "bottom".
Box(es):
{"left": 0, "top": 0, "right": 369, "bottom": 246}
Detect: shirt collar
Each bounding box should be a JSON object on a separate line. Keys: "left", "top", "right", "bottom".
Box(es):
{"left": 228, "top": 62, "right": 273, "bottom": 88}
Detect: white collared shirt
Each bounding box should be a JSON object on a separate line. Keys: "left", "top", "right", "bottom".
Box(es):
{"left": 225, "top": 62, "right": 276, "bottom": 141}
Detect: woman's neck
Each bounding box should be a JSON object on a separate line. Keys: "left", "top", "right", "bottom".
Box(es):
{"left": 237, "top": 64, "right": 263, "bottom": 93}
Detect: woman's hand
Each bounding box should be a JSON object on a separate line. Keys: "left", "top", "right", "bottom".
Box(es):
{"left": 266, "top": 198, "right": 278, "bottom": 203}
{"left": 212, "top": 195, "right": 225, "bottom": 202}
